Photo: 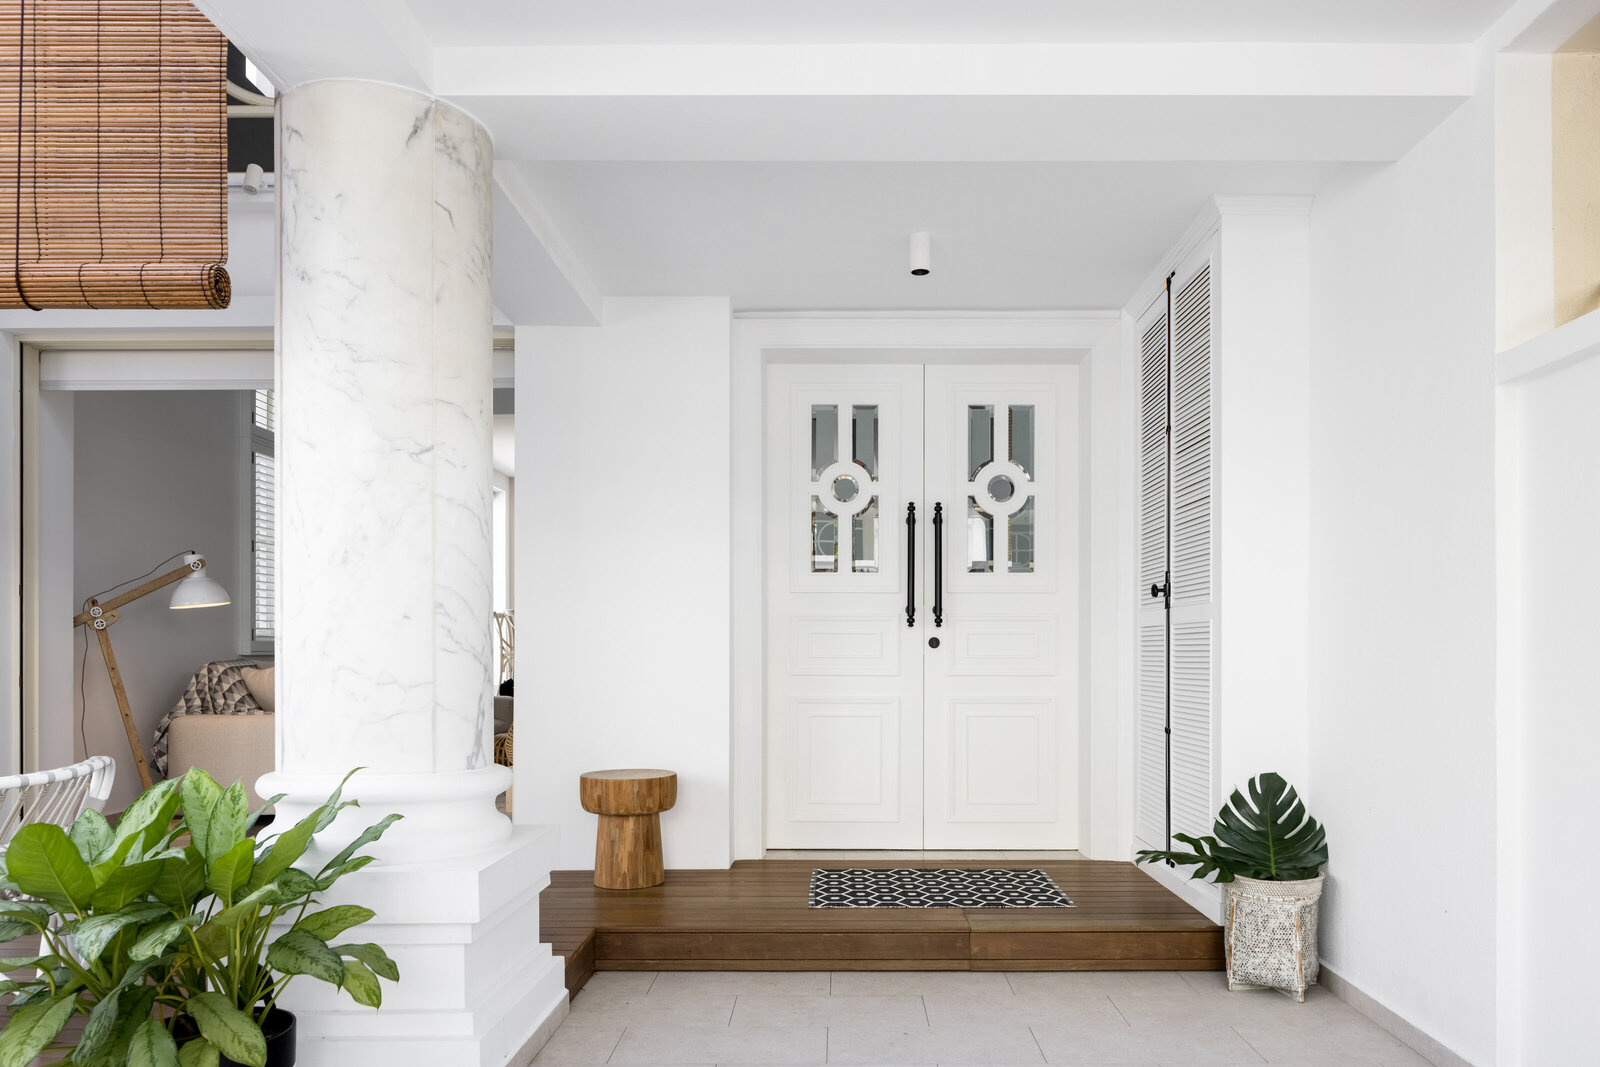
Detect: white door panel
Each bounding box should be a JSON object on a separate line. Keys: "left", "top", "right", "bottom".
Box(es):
{"left": 923, "top": 365, "right": 1079, "bottom": 849}
{"left": 766, "top": 365, "right": 923, "bottom": 848}
{"left": 765, "top": 362, "right": 1079, "bottom": 850}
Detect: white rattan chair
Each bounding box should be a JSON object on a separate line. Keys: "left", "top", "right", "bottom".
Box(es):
{"left": 0, "top": 755, "right": 116, "bottom": 853}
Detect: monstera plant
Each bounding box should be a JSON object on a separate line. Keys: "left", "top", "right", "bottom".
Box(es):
{"left": 1136, "top": 771, "right": 1328, "bottom": 882}
{"left": 0, "top": 768, "right": 401, "bottom": 1067}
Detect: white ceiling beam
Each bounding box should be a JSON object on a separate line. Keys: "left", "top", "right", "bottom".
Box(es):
{"left": 433, "top": 42, "right": 1472, "bottom": 98}
{"left": 491, "top": 165, "right": 603, "bottom": 326}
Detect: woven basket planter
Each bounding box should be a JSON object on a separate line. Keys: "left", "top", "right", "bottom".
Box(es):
{"left": 1224, "top": 873, "right": 1324, "bottom": 1001}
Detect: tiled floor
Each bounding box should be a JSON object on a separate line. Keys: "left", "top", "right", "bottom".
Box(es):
{"left": 534, "top": 970, "right": 1433, "bottom": 1066}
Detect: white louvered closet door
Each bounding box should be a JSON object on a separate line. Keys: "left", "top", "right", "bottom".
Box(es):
{"left": 1135, "top": 260, "right": 1217, "bottom": 855}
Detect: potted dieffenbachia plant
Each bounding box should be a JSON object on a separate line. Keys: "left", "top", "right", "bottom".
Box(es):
{"left": 1136, "top": 771, "right": 1328, "bottom": 1001}
{"left": 0, "top": 776, "right": 189, "bottom": 1067}
{"left": 149, "top": 769, "right": 402, "bottom": 1066}
{"left": 0, "top": 768, "right": 401, "bottom": 1067}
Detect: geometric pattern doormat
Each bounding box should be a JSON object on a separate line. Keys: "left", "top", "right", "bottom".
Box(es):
{"left": 808, "top": 868, "right": 1075, "bottom": 908}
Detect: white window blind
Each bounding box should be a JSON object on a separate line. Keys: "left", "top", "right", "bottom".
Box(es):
{"left": 251, "top": 390, "right": 276, "bottom": 643}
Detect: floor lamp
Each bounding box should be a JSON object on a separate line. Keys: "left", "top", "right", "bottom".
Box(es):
{"left": 72, "top": 552, "right": 231, "bottom": 790}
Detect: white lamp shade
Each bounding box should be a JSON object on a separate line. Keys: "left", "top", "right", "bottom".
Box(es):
{"left": 169, "top": 555, "right": 231, "bottom": 610}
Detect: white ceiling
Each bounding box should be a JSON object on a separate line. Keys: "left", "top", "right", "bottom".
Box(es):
{"left": 406, "top": 0, "right": 1514, "bottom": 45}
{"left": 515, "top": 161, "right": 1341, "bottom": 311}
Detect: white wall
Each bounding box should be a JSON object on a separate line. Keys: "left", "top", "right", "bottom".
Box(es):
{"left": 1214, "top": 205, "right": 1313, "bottom": 795}
{"left": 1501, "top": 347, "right": 1600, "bottom": 1065}
{"left": 73, "top": 391, "right": 254, "bottom": 810}
{"left": 515, "top": 297, "right": 733, "bottom": 870}
{"left": 1307, "top": 69, "right": 1498, "bottom": 1066}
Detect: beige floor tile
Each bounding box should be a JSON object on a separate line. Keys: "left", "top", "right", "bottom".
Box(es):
{"left": 531, "top": 1026, "right": 625, "bottom": 1064}
{"left": 568, "top": 991, "right": 736, "bottom": 1026}
{"left": 1006, "top": 972, "right": 1198, "bottom": 996}
{"left": 580, "top": 971, "right": 661, "bottom": 996}
{"left": 1110, "top": 991, "right": 1336, "bottom": 1028}
{"left": 923, "top": 991, "right": 1121, "bottom": 1029}
{"left": 1230, "top": 1018, "right": 1426, "bottom": 1064}
{"left": 610, "top": 1024, "right": 828, "bottom": 1064}
{"left": 651, "top": 971, "right": 833, "bottom": 996}
{"left": 830, "top": 971, "right": 1014, "bottom": 997}
{"left": 1032, "top": 1020, "right": 1264, "bottom": 1064}
{"left": 826, "top": 1024, "right": 1046, "bottom": 1064}
{"left": 730, "top": 993, "right": 928, "bottom": 1028}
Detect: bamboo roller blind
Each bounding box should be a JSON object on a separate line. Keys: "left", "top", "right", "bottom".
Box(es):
{"left": 0, "top": 0, "right": 230, "bottom": 309}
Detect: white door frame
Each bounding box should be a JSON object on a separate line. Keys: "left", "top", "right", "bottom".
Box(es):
{"left": 731, "top": 313, "right": 1131, "bottom": 860}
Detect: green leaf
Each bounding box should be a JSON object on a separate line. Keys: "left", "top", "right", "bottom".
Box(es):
{"left": 205, "top": 838, "right": 256, "bottom": 904}
{"left": 1134, "top": 772, "right": 1328, "bottom": 883}
{"left": 179, "top": 769, "right": 223, "bottom": 860}
{"left": 69, "top": 809, "right": 114, "bottom": 864}
{"left": 177, "top": 1039, "right": 220, "bottom": 1067}
{"left": 314, "top": 768, "right": 363, "bottom": 832}
{"left": 267, "top": 867, "right": 318, "bottom": 905}
{"left": 247, "top": 810, "right": 317, "bottom": 891}
{"left": 5, "top": 824, "right": 96, "bottom": 911}
{"left": 314, "top": 855, "right": 374, "bottom": 890}
{"left": 127, "top": 1018, "right": 179, "bottom": 1067}
{"left": 186, "top": 991, "right": 267, "bottom": 1067}
{"left": 191, "top": 918, "right": 231, "bottom": 964}
{"left": 129, "top": 914, "right": 203, "bottom": 960}
{"left": 72, "top": 985, "right": 125, "bottom": 1063}
{"left": 340, "top": 958, "right": 382, "bottom": 1007}
{"left": 244, "top": 794, "right": 286, "bottom": 835}
{"left": 267, "top": 928, "right": 344, "bottom": 985}
{"left": 204, "top": 783, "right": 250, "bottom": 863}
{"left": 335, "top": 942, "right": 399, "bottom": 982}
{"left": 69, "top": 902, "right": 170, "bottom": 961}
{"left": 87, "top": 859, "right": 164, "bottom": 911}
{"left": 72, "top": 986, "right": 157, "bottom": 1067}
{"left": 318, "top": 812, "right": 402, "bottom": 876}
{"left": 0, "top": 989, "right": 77, "bottom": 1067}
{"left": 0, "top": 954, "right": 51, "bottom": 969}
{"left": 294, "top": 904, "right": 374, "bottom": 942}
{"left": 205, "top": 881, "right": 286, "bottom": 929}
{"left": 110, "top": 778, "right": 182, "bottom": 855}
{"left": 0, "top": 919, "right": 34, "bottom": 941}
{"left": 151, "top": 852, "right": 209, "bottom": 911}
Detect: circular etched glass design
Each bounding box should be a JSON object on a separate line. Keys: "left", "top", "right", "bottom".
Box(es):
{"left": 833, "top": 474, "right": 860, "bottom": 503}
{"left": 987, "top": 474, "right": 1016, "bottom": 503}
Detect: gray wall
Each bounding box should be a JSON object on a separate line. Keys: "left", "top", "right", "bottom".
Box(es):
{"left": 73, "top": 390, "right": 253, "bottom": 810}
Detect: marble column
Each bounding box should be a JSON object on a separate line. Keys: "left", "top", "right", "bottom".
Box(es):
{"left": 259, "top": 81, "right": 567, "bottom": 1066}
{"left": 262, "top": 78, "right": 508, "bottom": 861}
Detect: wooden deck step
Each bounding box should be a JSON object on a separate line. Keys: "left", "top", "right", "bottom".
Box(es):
{"left": 540, "top": 859, "right": 1222, "bottom": 994}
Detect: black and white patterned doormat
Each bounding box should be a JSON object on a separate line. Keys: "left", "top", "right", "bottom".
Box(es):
{"left": 808, "top": 868, "right": 1075, "bottom": 908}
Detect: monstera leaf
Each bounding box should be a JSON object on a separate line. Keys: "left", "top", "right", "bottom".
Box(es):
{"left": 1136, "top": 772, "right": 1328, "bottom": 883}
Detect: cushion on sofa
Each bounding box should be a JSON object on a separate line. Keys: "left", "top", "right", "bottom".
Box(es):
{"left": 239, "top": 665, "right": 276, "bottom": 713}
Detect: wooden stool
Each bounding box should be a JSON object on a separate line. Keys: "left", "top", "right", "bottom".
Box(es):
{"left": 579, "top": 769, "right": 677, "bottom": 889}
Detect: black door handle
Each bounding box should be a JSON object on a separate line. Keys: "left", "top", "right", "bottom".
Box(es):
{"left": 905, "top": 502, "right": 916, "bottom": 627}
{"left": 932, "top": 502, "right": 944, "bottom": 628}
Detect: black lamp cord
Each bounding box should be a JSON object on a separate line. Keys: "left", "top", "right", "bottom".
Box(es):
{"left": 76, "top": 551, "right": 191, "bottom": 758}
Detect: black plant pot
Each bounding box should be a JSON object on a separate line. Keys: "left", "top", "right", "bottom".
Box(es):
{"left": 178, "top": 1007, "right": 297, "bottom": 1067}
{"left": 223, "top": 1008, "right": 296, "bottom": 1067}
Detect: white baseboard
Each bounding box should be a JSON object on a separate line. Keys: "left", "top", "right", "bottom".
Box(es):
{"left": 1320, "top": 965, "right": 1476, "bottom": 1067}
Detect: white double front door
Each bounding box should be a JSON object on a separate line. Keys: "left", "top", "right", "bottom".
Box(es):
{"left": 765, "top": 363, "right": 1080, "bottom": 849}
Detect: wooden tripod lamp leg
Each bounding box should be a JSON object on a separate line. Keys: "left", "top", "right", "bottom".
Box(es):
{"left": 93, "top": 626, "right": 154, "bottom": 790}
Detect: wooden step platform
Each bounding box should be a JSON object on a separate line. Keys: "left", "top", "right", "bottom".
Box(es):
{"left": 540, "top": 859, "right": 1223, "bottom": 994}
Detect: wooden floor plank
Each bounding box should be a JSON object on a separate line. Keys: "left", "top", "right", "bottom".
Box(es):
{"left": 541, "top": 858, "right": 1223, "bottom": 995}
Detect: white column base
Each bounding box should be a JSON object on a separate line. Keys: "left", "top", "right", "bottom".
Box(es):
{"left": 273, "top": 825, "right": 569, "bottom": 1067}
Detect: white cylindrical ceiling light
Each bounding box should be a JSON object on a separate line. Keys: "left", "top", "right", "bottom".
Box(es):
{"left": 909, "top": 231, "right": 931, "bottom": 276}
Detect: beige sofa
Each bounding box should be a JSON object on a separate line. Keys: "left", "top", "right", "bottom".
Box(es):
{"left": 165, "top": 713, "right": 275, "bottom": 809}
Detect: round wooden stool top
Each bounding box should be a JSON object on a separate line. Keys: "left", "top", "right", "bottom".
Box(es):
{"left": 580, "top": 769, "right": 678, "bottom": 816}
